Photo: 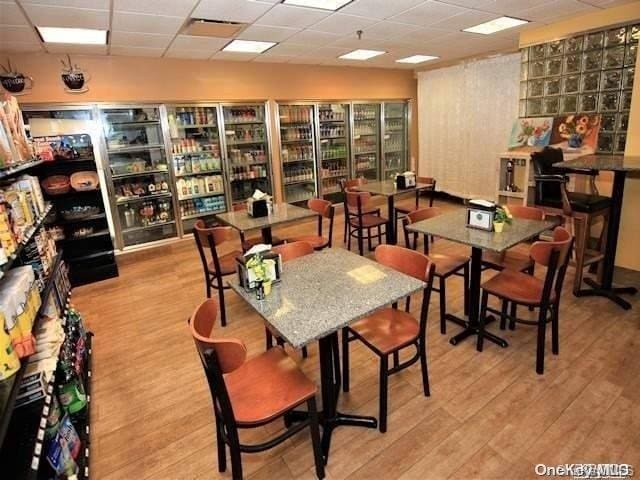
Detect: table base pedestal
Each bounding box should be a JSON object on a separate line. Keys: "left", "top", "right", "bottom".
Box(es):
{"left": 575, "top": 278, "right": 637, "bottom": 310}
{"left": 447, "top": 314, "right": 509, "bottom": 348}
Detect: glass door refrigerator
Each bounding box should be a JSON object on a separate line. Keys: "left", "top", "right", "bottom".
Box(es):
{"left": 221, "top": 103, "right": 272, "bottom": 207}
{"left": 382, "top": 102, "right": 409, "bottom": 179}
{"left": 166, "top": 104, "right": 226, "bottom": 232}
{"left": 351, "top": 103, "right": 381, "bottom": 181}
{"left": 278, "top": 103, "right": 317, "bottom": 205}
{"left": 318, "top": 103, "right": 350, "bottom": 204}
{"left": 100, "top": 105, "right": 178, "bottom": 249}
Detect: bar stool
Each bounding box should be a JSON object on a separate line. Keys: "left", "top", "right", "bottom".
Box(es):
{"left": 394, "top": 177, "right": 436, "bottom": 232}
{"left": 403, "top": 207, "right": 470, "bottom": 334}
{"left": 340, "top": 178, "right": 380, "bottom": 244}
{"left": 193, "top": 220, "right": 242, "bottom": 327}
{"left": 477, "top": 227, "right": 573, "bottom": 374}
{"left": 287, "top": 198, "right": 335, "bottom": 250}
{"left": 189, "top": 298, "right": 324, "bottom": 480}
{"left": 342, "top": 245, "right": 436, "bottom": 433}
{"left": 345, "top": 191, "right": 387, "bottom": 256}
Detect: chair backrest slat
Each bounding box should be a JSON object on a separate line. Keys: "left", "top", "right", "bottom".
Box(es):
{"left": 406, "top": 206, "right": 443, "bottom": 225}
{"left": 509, "top": 205, "right": 545, "bottom": 221}
{"left": 530, "top": 226, "right": 572, "bottom": 267}
{"left": 272, "top": 241, "right": 314, "bottom": 262}
{"left": 375, "top": 244, "right": 433, "bottom": 282}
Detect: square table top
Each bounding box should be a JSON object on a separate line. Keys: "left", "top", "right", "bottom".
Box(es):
{"left": 214, "top": 203, "right": 317, "bottom": 232}
{"left": 406, "top": 210, "right": 558, "bottom": 253}
{"left": 553, "top": 154, "right": 640, "bottom": 173}
{"left": 228, "top": 249, "right": 425, "bottom": 348}
{"left": 354, "top": 180, "right": 434, "bottom": 197}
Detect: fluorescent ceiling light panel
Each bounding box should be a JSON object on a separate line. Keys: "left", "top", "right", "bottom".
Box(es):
{"left": 282, "top": 0, "right": 353, "bottom": 11}
{"left": 223, "top": 39, "right": 276, "bottom": 53}
{"left": 37, "top": 27, "right": 107, "bottom": 45}
{"left": 396, "top": 55, "right": 439, "bottom": 64}
{"left": 463, "top": 16, "right": 529, "bottom": 35}
{"left": 339, "top": 49, "right": 385, "bottom": 60}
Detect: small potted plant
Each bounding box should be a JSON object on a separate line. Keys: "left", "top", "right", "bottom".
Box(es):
{"left": 493, "top": 206, "right": 512, "bottom": 233}
{"left": 245, "top": 253, "right": 276, "bottom": 299}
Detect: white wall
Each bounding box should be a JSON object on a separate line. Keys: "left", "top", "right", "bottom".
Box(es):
{"left": 417, "top": 53, "right": 520, "bottom": 200}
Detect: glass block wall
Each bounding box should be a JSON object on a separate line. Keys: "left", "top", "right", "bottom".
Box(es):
{"left": 519, "top": 23, "right": 638, "bottom": 154}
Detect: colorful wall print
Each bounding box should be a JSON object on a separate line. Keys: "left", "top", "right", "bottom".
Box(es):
{"left": 508, "top": 117, "right": 553, "bottom": 150}
{"left": 550, "top": 113, "right": 601, "bottom": 153}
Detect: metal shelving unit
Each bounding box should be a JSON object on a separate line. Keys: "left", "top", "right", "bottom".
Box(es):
{"left": 351, "top": 102, "right": 381, "bottom": 181}
{"left": 318, "top": 102, "right": 350, "bottom": 204}
{"left": 382, "top": 102, "right": 409, "bottom": 179}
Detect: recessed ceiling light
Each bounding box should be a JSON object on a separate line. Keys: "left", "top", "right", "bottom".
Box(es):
{"left": 396, "top": 55, "right": 439, "bottom": 64}
{"left": 36, "top": 27, "right": 107, "bottom": 45}
{"left": 281, "top": 0, "right": 353, "bottom": 11}
{"left": 222, "top": 39, "right": 276, "bottom": 53}
{"left": 339, "top": 49, "right": 385, "bottom": 60}
{"left": 463, "top": 16, "right": 529, "bottom": 35}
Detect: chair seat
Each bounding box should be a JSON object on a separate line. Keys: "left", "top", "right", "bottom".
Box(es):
{"left": 208, "top": 250, "right": 242, "bottom": 275}
{"left": 431, "top": 252, "right": 469, "bottom": 277}
{"left": 349, "top": 308, "right": 419, "bottom": 355}
{"left": 287, "top": 234, "right": 329, "bottom": 250}
{"left": 225, "top": 347, "right": 316, "bottom": 425}
{"left": 395, "top": 200, "right": 419, "bottom": 215}
{"left": 538, "top": 192, "right": 611, "bottom": 214}
{"left": 349, "top": 214, "right": 388, "bottom": 228}
{"left": 482, "top": 250, "right": 533, "bottom": 272}
{"left": 242, "top": 235, "right": 284, "bottom": 251}
{"left": 482, "top": 269, "right": 556, "bottom": 306}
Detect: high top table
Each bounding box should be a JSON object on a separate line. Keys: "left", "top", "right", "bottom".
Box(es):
{"left": 214, "top": 203, "right": 317, "bottom": 245}
{"left": 406, "top": 210, "right": 557, "bottom": 347}
{"left": 229, "top": 249, "right": 425, "bottom": 461}
{"left": 354, "top": 180, "right": 435, "bottom": 244}
{"left": 553, "top": 154, "right": 640, "bottom": 310}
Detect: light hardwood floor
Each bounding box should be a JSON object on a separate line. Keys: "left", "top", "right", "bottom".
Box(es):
{"left": 72, "top": 201, "right": 640, "bottom": 480}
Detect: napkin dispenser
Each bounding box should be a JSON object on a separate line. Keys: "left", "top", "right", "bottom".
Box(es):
{"left": 396, "top": 171, "right": 416, "bottom": 189}
{"left": 466, "top": 199, "right": 496, "bottom": 231}
{"left": 247, "top": 197, "right": 270, "bottom": 218}
{"left": 236, "top": 251, "right": 282, "bottom": 291}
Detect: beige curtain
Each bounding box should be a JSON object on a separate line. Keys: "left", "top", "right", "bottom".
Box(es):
{"left": 417, "top": 53, "right": 520, "bottom": 200}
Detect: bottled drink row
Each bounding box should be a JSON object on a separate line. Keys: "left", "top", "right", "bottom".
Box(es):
{"left": 174, "top": 154, "right": 222, "bottom": 176}
{"left": 284, "top": 167, "right": 314, "bottom": 184}
{"left": 122, "top": 198, "right": 173, "bottom": 229}
{"left": 354, "top": 138, "right": 377, "bottom": 154}
{"left": 384, "top": 136, "right": 404, "bottom": 153}
{"left": 280, "top": 106, "right": 312, "bottom": 124}
{"left": 356, "top": 155, "right": 377, "bottom": 171}
{"left": 385, "top": 119, "right": 405, "bottom": 131}
{"left": 321, "top": 163, "right": 348, "bottom": 178}
{"left": 320, "top": 124, "right": 346, "bottom": 138}
{"left": 287, "top": 186, "right": 314, "bottom": 203}
{"left": 282, "top": 145, "right": 314, "bottom": 162}
{"left": 169, "top": 107, "right": 216, "bottom": 127}
{"left": 319, "top": 109, "right": 345, "bottom": 122}
{"left": 321, "top": 144, "right": 348, "bottom": 160}
{"left": 180, "top": 197, "right": 225, "bottom": 218}
{"left": 354, "top": 107, "right": 377, "bottom": 121}
{"left": 321, "top": 178, "right": 341, "bottom": 194}
{"left": 176, "top": 175, "right": 224, "bottom": 199}
{"left": 230, "top": 164, "right": 268, "bottom": 181}
{"left": 224, "top": 107, "right": 263, "bottom": 124}
{"left": 226, "top": 126, "right": 266, "bottom": 144}
{"left": 385, "top": 154, "right": 403, "bottom": 171}
{"left": 229, "top": 148, "right": 267, "bottom": 165}
{"left": 353, "top": 122, "right": 377, "bottom": 136}
{"left": 172, "top": 138, "right": 219, "bottom": 155}
{"left": 281, "top": 125, "right": 313, "bottom": 141}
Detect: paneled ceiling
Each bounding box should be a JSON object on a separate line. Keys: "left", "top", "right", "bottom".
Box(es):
{"left": 0, "top": 0, "right": 635, "bottom": 69}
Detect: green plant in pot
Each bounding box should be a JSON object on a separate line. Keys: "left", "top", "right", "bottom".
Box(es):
{"left": 493, "top": 206, "right": 512, "bottom": 233}
{"left": 246, "top": 253, "right": 276, "bottom": 299}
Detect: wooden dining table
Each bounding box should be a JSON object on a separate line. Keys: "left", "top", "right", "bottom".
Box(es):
{"left": 228, "top": 248, "right": 425, "bottom": 461}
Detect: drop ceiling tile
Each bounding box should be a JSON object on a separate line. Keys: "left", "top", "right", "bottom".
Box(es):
{"left": 285, "top": 29, "right": 342, "bottom": 46}
{"left": 0, "top": 41, "right": 43, "bottom": 53}
{"left": 22, "top": 4, "right": 109, "bottom": 29}
{"left": 0, "top": 25, "right": 40, "bottom": 43}
{"left": 110, "top": 32, "right": 174, "bottom": 48}
{"left": 340, "top": 0, "right": 426, "bottom": 20}
{"left": 0, "top": 2, "right": 29, "bottom": 26}
{"left": 211, "top": 50, "right": 259, "bottom": 61}
{"left": 170, "top": 35, "right": 228, "bottom": 51}
{"left": 515, "top": 0, "right": 597, "bottom": 23}
{"left": 113, "top": 0, "right": 199, "bottom": 17}
{"left": 303, "top": 45, "right": 351, "bottom": 59}
{"left": 112, "top": 11, "right": 185, "bottom": 35}
{"left": 387, "top": 26, "right": 450, "bottom": 46}
{"left": 428, "top": 9, "right": 496, "bottom": 31}
{"left": 328, "top": 34, "right": 386, "bottom": 49}
{"left": 469, "top": 0, "right": 553, "bottom": 16}
{"left": 308, "top": 13, "right": 378, "bottom": 35}
{"left": 357, "top": 21, "right": 423, "bottom": 40}
{"left": 110, "top": 45, "right": 166, "bottom": 57}
{"left": 192, "top": 0, "right": 273, "bottom": 23}
{"left": 263, "top": 42, "right": 309, "bottom": 56}
{"left": 237, "top": 24, "right": 301, "bottom": 42}
{"left": 45, "top": 43, "right": 108, "bottom": 55}
{"left": 255, "top": 4, "right": 330, "bottom": 29}
{"left": 19, "top": 0, "right": 110, "bottom": 8}
{"left": 252, "top": 54, "right": 295, "bottom": 63}
{"left": 164, "top": 48, "right": 213, "bottom": 59}
{"left": 390, "top": 1, "right": 466, "bottom": 26}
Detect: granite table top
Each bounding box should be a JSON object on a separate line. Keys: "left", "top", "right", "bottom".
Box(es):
{"left": 553, "top": 154, "right": 640, "bottom": 173}
{"left": 354, "top": 180, "right": 434, "bottom": 197}
{"left": 406, "top": 210, "right": 558, "bottom": 253}
{"left": 228, "top": 249, "right": 426, "bottom": 348}
{"left": 214, "top": 203, "right": 317, "bottom": 232}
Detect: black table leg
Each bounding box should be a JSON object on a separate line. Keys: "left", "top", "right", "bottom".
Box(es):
{"left": 387, "top": 196, "right": 396, "bottom": 244}
{"left": 261, "top": 227, "right": 273, "bottom": 245}
{"left": 574, "top": 171, "right": 637, "bottom": 310}
{"left": 449, "top": 247, "right": 508, "bottom": 348}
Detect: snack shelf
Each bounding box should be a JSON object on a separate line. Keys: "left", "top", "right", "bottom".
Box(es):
{"left": 178, "top": 191, "right": 225, "bottom": 201}
{"left": 52, "top": 213, "right": 106, "bottom": 226}
{"left": 175, "top": 169, "right": 222, "bottom": 178}
{"left": 116, "top": 192, "right": 172, "bottom": 205}
{"left": 56, "top": 230, "right": 111, "bottom": 243}
{"left": 106, "top": 144, "right": 165, "bottom": 154}
{"left": 111, "top": 169, "right": 169, "bottom": 179}
{"left": 0, "top": 159, "right": 43, "bottom": 180}
{"left": 76, "top": 333, "right": 92, "bottom": 480}
{"left": 122, "top": 221, "right": 176, "bottom": 234}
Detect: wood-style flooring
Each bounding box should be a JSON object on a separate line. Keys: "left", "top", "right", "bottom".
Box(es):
{"left": 72, "top": 201, "right": 640, "bottom": 480}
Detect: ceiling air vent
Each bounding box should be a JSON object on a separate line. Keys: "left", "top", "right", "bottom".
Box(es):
{"left": 183, "top": 19, "right": 248, "bottom": 38}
